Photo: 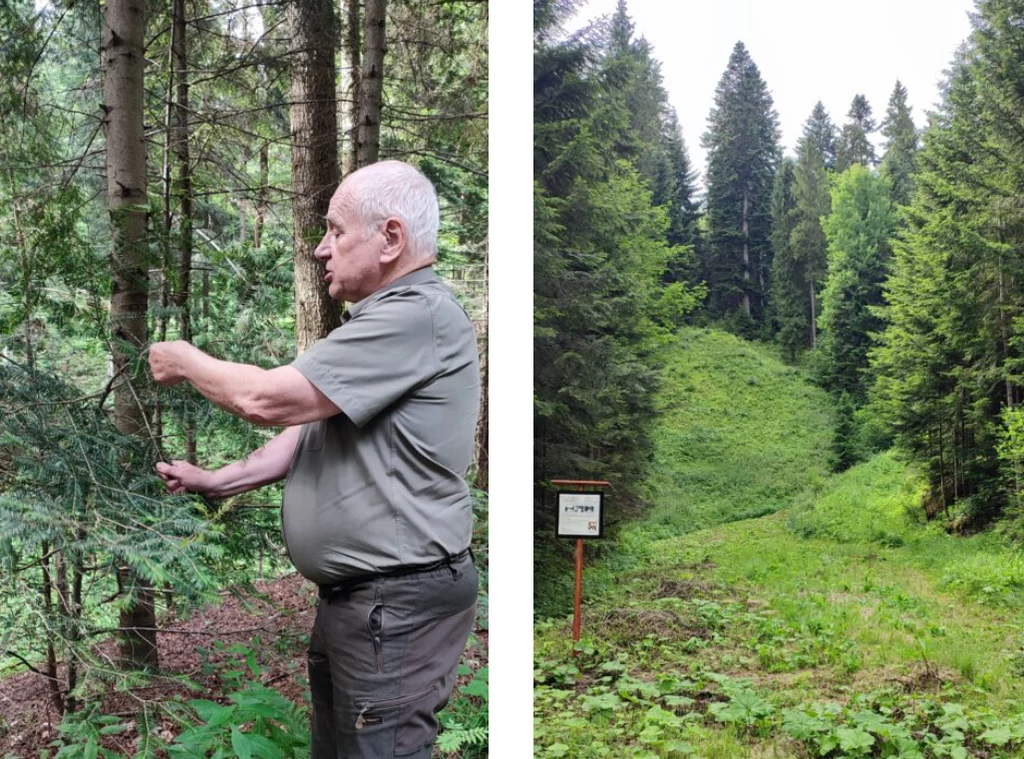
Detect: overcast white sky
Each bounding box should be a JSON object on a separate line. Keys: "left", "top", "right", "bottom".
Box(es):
{"left": 566, "top": 0, "right": 977, "bottom": 190}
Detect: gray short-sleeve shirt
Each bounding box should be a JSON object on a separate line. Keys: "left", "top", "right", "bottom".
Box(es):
{"left": 282, "top": 267, "right": 480, "bottom": 584}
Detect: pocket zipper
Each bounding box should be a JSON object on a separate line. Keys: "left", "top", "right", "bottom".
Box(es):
{"left": 354, "top": 684, "right": 438, "bottom": 730}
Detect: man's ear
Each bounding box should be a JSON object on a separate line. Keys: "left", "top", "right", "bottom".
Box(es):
{"left": 379, "top": 217, "right": 406, "bottom": 264}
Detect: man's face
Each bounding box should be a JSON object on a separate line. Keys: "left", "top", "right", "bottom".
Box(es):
{"left": 315, "top": 184, "right": 383, "bottom": 303}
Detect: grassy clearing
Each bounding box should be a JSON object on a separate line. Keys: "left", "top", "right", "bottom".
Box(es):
{"left": 535, "top": 330, "right": 1024, "bottom": 758}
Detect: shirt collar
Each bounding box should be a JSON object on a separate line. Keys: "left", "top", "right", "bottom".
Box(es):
{"left": 346, "top": 266, "right": 439, "bottom": 319}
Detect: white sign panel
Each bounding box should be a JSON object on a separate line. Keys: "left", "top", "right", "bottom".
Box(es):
{"left": 557, "top": 492, "right": 604, "bottom": 538}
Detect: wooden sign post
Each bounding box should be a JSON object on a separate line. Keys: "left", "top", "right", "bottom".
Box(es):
{"left": 552, "top": 479, "right": 609, "bottom": 654}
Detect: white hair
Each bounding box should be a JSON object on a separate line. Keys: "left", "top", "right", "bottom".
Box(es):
{"left": 342, "top": 161, "right": 440, "bottom": 260}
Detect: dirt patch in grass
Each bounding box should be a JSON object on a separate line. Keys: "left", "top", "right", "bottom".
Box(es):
{"left": 653, "top": 578, "right": 718, "bottom": 600}
{"left": 593, "top": 608, "right": 711, "bottom": 644}
{"left": 850, "top": 661, "right": 961, "bottom": 697}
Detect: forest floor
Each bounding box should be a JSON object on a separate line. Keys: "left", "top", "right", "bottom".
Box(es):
{"left": 534, "top": 329, "right": 1024, "bottom": 758}
{"left": 0, "top": 572, "right": 488, "bottom": 758}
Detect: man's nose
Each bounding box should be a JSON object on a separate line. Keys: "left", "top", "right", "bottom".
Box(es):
{"left": 313, "top": 233, "right": 331, "bottom": 260}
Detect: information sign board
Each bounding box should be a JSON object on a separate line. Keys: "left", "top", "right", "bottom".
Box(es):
{"left": 556, "top": 491, "right": 604, "bottom": 538}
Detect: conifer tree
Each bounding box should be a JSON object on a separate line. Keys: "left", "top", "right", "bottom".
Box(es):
{"left": 790, "top": 133, "right": 831, "bottom": 350}
{"left": 880, "top": 80, "right": 919, "bottom": 207}
{"left": 662, "top": 108, "right": 702, "bottom": 281}
{"left": 770, "top": 157, "right": 801, "bottom": 357}
{"left": 534, "top": 0, "right": 704, "bottom": 515}
{"left": 702, "top": 41, "right": 781, "bottom": 329}
{"left": 803, "top": 100, "right": 838, "bottom": 171}
{"left": 819, "top": 165, "right": 896, "bottom": 400}
{"left": 836, "top": 94, "right": 878, "bottom": 171}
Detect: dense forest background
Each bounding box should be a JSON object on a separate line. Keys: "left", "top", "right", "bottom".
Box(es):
{"left": 534, "top": 0, "right": 1024, "bottom": 601}
{"left": 0, "top": 0, "right": 488, "bottom": 756}
{"left": 534, "top": 1, "right": 1024, "bottom": 755}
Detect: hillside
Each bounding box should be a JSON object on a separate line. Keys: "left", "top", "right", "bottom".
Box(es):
{"left": 535, "top": 330, "right": 1024, "bottom": 758}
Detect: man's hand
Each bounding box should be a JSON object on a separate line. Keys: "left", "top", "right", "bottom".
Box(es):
{"left": 156, "top": 460, "right": 211, "bottom": 495}
{"left": 149, "top": 340, "right": 196, "bottom": 385}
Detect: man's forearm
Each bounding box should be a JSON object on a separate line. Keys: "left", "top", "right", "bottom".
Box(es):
{"left": 178, "top": 345, "right": 269, "bottom": 421}
{"left": 203, "top": 425, "right": 301, "bottom": 497}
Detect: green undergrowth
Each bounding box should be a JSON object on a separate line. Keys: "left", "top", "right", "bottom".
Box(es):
{"left": 642, "top": 328, "right": 833, "bottom": 536}
{"left": 535, "top": 330, "right": 1024, "bottom": 757}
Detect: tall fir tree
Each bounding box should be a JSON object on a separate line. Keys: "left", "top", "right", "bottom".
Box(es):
{"left": 802, "top": 100, "right": 838, "bottom": 171}
{"left": 769, "top": 157, "right": 800, "bottom": 357}
{"left": 790, "top": 131, "right": 831, "bottom": 350}
{"left": 836, "top": 94, "right": 878, "bottom": 171}
{"left": 534, "top": 0, "right": 704, "bottom": 523}
{"left": 880, "top": 80, "right": 919, "bottom": 207}
{"left": 662, "top": 107, "right": 702, "bottom": 282}
{"left": 819, "top": 165, "right": 896, "bottom": 401}
{"left": 701, "top": 41, "right": 781, "bottom": 329}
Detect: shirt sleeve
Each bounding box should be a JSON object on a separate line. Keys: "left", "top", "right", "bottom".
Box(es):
{"left": 290, "top": 291, "right": 439, "bottom": 427}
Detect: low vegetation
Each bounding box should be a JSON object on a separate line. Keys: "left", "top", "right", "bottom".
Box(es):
{"left": 535, "top": 330, "right": 1024, "bottom": 758}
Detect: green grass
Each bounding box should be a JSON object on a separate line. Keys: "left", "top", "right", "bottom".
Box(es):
{"left": 641, "top": 328, "right": 833, "bottom": 536}
{"left": 535, "top": 329, "right": 1024, "bottom": 758}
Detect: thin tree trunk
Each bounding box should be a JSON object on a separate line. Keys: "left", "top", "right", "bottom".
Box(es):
{"left": 808, "top": 279, "right": 816, "bottom": 349}
{"left": 474, "top": 248, "right": 488, "bottom": 490}
{"left": 288, "top": 0, "right": 342, "bottom": 353}
{"left": 40, "top": 542, "right": 62, "bottom": 714}
{"left": 343, "top": 0, "right": 361, "bottom": 175}
{"left": 172, "top": 0, "right": 195, "bottom": 463}
{"left": 103, "top": 0, "right": 158, "bottom": 670}
{"left": 741, "top": 186, "right": 751, "bottom": 318}
{"left": 253, "top": 142, "right": 269, "bottom": 248}
{"left": 10, "top": 193, "right": 34, "bottom": 371}
{"left": 355, "top": 0, "right": 385, "bottom": 169}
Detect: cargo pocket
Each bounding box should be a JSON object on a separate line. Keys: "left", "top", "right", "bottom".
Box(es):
{"left": 353, "top": 682, "right": 441, "bottom": 756}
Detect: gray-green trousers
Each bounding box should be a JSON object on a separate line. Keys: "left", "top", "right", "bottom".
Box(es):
{"left": 308, "top": 555, "right": 478, "bottom": 758}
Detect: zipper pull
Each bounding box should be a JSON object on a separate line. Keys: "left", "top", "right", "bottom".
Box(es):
{"left": 355, "top": 704, "right": 370, "bottom": 730}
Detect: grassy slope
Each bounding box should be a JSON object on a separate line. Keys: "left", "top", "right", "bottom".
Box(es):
{"left": 534, "top": 329, "right": 1024, "bottom": 759}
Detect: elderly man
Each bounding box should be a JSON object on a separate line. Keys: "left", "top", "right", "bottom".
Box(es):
{"left": 150, "top": 160, "right": 481, "bottom": 758}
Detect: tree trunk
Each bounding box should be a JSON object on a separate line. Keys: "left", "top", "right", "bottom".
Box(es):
{"left": 288, "top": 0, "right": 342, "bottom": 354}
{"left": 741, "top": 186, "right": 751, "bottom": 317}
{"left": 355, "top": 0, "right": 385, "bottom": 169}
{"left": 103, "top": 0, "right": 158, "bottom": 670}
{"left": 40, "top": 542, "right": 63, "bottom": 714}
{"left": 171, "top": 0, "right": 196, "bottom": 463}
{"left": 809, "top": 279, "right": 817, "bottom": 349}
{"left": 253, "top": 142, "right": 269, "bottom": 248}
{"left": 474, "top": 248, "right": 489, "bottom": 490}
{"left": 342, "top": 0, "right": 361, "bottom": 175}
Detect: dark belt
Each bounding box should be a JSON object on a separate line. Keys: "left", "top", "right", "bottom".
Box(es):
{"left": 317, "top": 548, "right": 473, "bottom": 600}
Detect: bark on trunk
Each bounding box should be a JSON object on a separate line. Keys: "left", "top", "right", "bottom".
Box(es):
{"left": 342, "top": 0, "right": 361, "bottom": 175}
{"left": 474, "top": 248, "right": 489, "bottom": 490}
{"left": 40, "top": 543, "right": 63, "bottom": 714}
{"left": 103, "top": 0, "right": 158, "bottom": 670}
{"left": 288, "top": 0, "right": 342, "bottom": 354}
{"left": 355, "top": 0, "right": 385, "bottom": 169}
{"left": 253, "top": 142, "right": 269, "bottom": 248}
{"left": 172, "top": 0, "right": 196, "bottom": 462}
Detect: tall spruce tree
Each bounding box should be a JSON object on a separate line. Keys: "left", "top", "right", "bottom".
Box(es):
{"left": 790, "top": 131, "right": 831, "bottom": 350}
{"left": 702, "top": 41, "right": 781, "bottom": 329}
{"left": 836, "top": 94, "right": 878, "bottom": 171}
{"left": 534, "top": 0, "right": 704, "bottom": 551}
{"left": 880, "top": 80, "right": 919, "bottom": 207}
{"left": 819, "top": 165, "right": 896, "bottom": 400}
{"left": 871, "top": 6, "right": 1024, "bottom": 524}
{"left": 769, "top": 157, "right": 800, "bottom": 357}
{"left": 662, "top": 108, "right": 702, "bottom": 281}
{"left": 803, "top": 100, "right": 838, "bottom": 171}
{"left": 771, "top": 127, "right": 831, "bottom": 361}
